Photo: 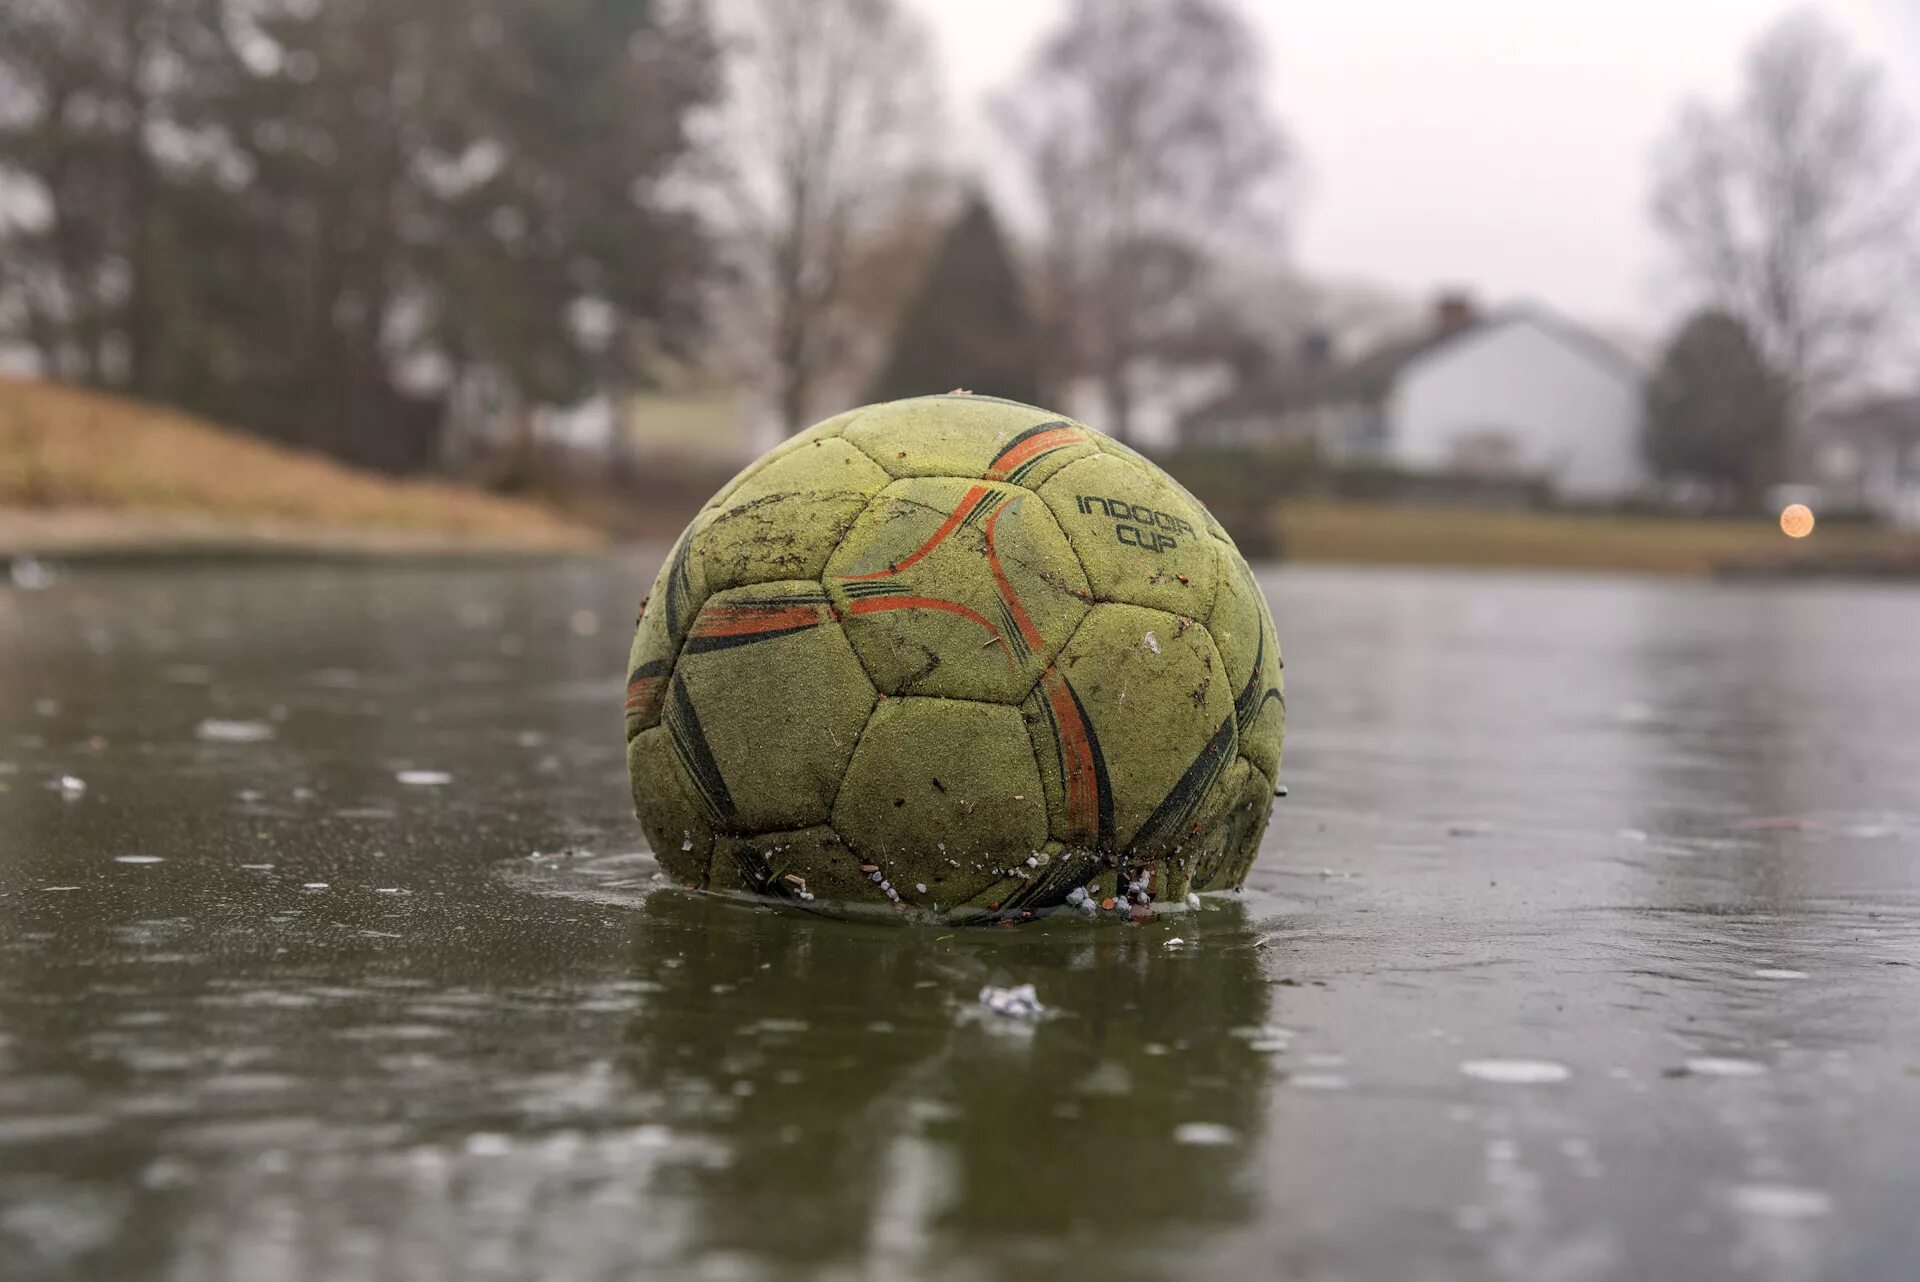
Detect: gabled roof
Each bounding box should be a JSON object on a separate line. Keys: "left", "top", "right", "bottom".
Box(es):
{"left": 1308, "top": 305, "right": 1641, "bottom": 407}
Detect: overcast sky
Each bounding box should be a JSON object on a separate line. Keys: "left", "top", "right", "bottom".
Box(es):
{"left": 912, "top": 0, "right": 1920, "bottom": 344}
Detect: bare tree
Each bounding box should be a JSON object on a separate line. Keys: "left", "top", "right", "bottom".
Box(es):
{"left": 1652, "top": 10, "right": 1920, "bottom": 424}
{"left": 697, "top": 0, "right": 942, "bottom": 434}
{"left": 994, "top": 0, "right": 1289, "bottom": 443}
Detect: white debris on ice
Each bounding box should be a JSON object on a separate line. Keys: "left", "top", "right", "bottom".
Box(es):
{"left": 196, "top": 719, "right": 277, "bottom": 743}
{"left": 978, "top": 983, "right": 1045, "bottom": 1020}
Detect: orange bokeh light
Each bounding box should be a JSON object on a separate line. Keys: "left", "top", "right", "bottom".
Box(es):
{"left": 1779, "top": 503, "right": 1815, "bottom": 539}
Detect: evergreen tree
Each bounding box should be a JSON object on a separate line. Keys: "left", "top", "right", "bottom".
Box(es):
{"left": 1644, "top": 308, "right": 1786, "bottom": 503}
{"left": 868, "top": 195, "right": 1041, "bottom": 407}
{"left": 0, "top": 0, "right": 718, "bottom": 472}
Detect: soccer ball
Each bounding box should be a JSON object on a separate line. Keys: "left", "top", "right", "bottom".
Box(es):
{"left": 625, "top": 394, "right": 1283, "bottom": 922}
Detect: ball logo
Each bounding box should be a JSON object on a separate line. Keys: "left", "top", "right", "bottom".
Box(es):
{"left": 1074, "top": 494, "right": 1194, "bottom": 552}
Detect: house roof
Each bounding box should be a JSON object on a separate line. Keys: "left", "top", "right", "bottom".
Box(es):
{"left": 1306, "top": 305, "right": 1642, "bottom": 407}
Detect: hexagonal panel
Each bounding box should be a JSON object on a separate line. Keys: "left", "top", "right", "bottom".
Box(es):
{"left": 1036, "top": 453, "right": 1220, "bottom": 616}
{"left": 628, "top": 724, "right": 716, "bottom": 886}
{"left": 832, "top": 697, "right": 1048, "bottom": 902}
{"left": 1206, "top": 546, "right": 1284, "bottom": 781}
{"left": 1036, "top": 603, "right": 1237, "bottom": 862}
{"left": 692, "top": 437, "right": 891, "bottom": 595}
{"left": 669, "top": 582, "right": 876, "bottom": 833}
{"left": 844, "top": 394, "right": 1099, "bottom": 486}
{"left": 825, "top": 478, "right": 1091, "bottom": 704}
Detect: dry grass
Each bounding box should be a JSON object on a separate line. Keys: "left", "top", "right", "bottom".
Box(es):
{"left": 0, "top": 376, "right": 600, "bottom": 553}
{"left": 1277, "top": 499, "right": 1920, "bottom": 577}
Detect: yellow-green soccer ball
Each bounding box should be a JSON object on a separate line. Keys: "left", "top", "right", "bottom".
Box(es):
{"left": 625, "top": 395, "right": 1284, "bottom": 922}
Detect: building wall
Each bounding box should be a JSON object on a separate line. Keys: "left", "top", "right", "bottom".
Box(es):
{"left": 1386, "top": 319, "right": 1647, "bottom": 500}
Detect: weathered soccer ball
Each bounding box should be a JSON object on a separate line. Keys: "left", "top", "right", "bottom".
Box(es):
{"left": 625, "top": 394, "right": 1283, "bottom": 922}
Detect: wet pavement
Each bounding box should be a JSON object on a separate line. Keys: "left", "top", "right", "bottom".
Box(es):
{"left": 3, "top": 555, "right": 1920, "bottom": 1282}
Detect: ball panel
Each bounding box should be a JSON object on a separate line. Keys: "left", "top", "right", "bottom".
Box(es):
{"left": 625, "top": 528, "right": 708, "bottom": 736}
{"left": 843, "top": 395, "right": 1099, "bottom": 486}
{"left": 831, "top": 697, "right": 1049, "bottom": 903}
{"left": 694, "top": 437, "right": 890, "bottom": 595}
{"left": 628, "top": 724, "right": 716, "bottom": 886}
{"left": 1206, "top": 546, "right": 1285, "bottom": 781}
{"left": 824, "top": 478, "right": 1092, "bottom": 704}
{"left": 1036, "top": 454, "right": 1220, "bottom": 616}
{"left": 674, "top": 582, "right": 876, "bottom": 832}
{"left": 1048, "top": 604, "right": 1237, "bottom": 863}
{"left": 1188, "top": 756, "right": 1276, "bottom": 893}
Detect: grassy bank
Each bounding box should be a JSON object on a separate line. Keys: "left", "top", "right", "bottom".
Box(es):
{"left": 1275, "top": 499, "right": 1920, "bottom": 577}
{"left": 1, "top": 377, "right": 600, "bottom": 556}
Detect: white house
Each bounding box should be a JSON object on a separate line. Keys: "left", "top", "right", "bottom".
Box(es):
{"left": 1805, "top": 395, "right": 1920, "bottom": 526}
{"left": 1283, "top": 299, "right": 1649, "bottom": 502}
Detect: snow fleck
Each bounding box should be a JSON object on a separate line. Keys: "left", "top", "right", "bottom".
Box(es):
{"left": 1752, "top": 968, "right": 1809, "bottom": 980}
{"left": 115, "top": 855, "right": 164, "bottom": 865}
{"left": 10, "top": 557, "right": 55, "bottom": 590}
{"left": 1730, "top": 1184, "right": 1832, "bottom": 1219}
{"left": 57, "top": 775, "right": 87, "bottom": 798}
{"left": 196, "top": 719, "right": 276, "bottom": 743}
{"left": 1172, "top": 1122, "right": 1238, "bottom": 1147}
{"left": 1460, "top": 1058, "right": 1571, "bottom": 1085}
{"left": 395, "top": 770, "right": 452, "bottom": 787}
{"left": 302, "top": 883, "right": 330, "bottom": 891}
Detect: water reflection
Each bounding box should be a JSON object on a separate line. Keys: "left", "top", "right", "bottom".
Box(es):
{"left": 615, "top": 890, "right": 1276, "bottom": 1278}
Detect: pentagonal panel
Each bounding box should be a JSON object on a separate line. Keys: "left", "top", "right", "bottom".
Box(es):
{"left": 710, "top": 824, "right": 895, "bottom": 913}
{"left": 693, "top": 438, "right": 891, "bottom": 595}
{"left": 1042, "top": 603, "right": 1237, "bottom": 862}
{"left": 628, "top": 724, "right": 717, "bottom": 886}
{"left": 672, "top": 582, "right": 876, "bottom": 832}
{"left": 844, "top": 394, "right": 1098, "bottom": 486}
{"left": 1036, "top": 453, "right": 1220, "bottom": 616}
{"left": 832, "top": 697, "right": 1048, "bottom": 903}
{"left": 1206, "top": 545, "right": 1285, "bottom": 781}
{"left": 625, "top": 527, "right": 710, "bottom": 735}
{"left": 825, "top": 478, "right": 1091, "bottom": 704}
{"left": 1189, "top": 757, "right": 1276, "bottom": 893}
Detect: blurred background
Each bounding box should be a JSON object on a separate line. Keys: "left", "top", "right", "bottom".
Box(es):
{"left": 2, "top": 0, "right": 1919, "bottom": 574}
